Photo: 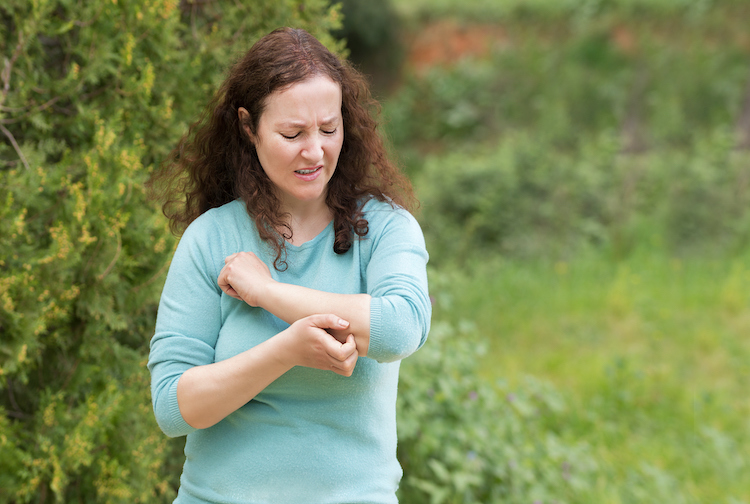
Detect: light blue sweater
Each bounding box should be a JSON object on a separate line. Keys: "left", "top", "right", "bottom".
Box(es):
{"left": 148, "top": 198, "right": 431, "bottom": 504}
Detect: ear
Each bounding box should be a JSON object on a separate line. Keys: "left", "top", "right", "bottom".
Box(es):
{"left": 237, "top": 107, "right": 255, "bottom": 142}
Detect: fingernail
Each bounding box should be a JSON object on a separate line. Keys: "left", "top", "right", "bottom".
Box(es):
{"left": 338, "top": 318, "right": 349, "bottom": 327}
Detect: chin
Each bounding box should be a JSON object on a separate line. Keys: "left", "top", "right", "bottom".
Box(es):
{"left": 292, "top": 188, "right": 327, "bottom": 203}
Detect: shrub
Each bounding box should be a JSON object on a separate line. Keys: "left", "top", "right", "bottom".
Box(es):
{"left": 397, "top": 311, "right": 597, "bottom": 503}
{"left": 383, "top": 8, "right": 749, "bottom": 157}
{"left": 414, "top": 132, "right": 750, "bottom": 265}
{"left": 0, "top": 1, "right": 341, "bottom": 501}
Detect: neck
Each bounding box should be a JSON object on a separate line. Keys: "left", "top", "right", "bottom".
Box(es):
{"left": 278, "top": 195, "right": 333, "bottom": 246}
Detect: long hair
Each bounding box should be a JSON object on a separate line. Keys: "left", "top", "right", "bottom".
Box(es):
{"left": 147, "top": 27, "right": 415, "bottom": 270}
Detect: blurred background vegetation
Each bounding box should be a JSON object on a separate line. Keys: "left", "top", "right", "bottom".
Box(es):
{"left": 1, "top": 0, "right": 749, "bottom": 502}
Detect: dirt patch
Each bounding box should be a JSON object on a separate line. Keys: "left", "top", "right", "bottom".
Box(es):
{"left": 405, "top": 19, "right": 509, "bottom": 72}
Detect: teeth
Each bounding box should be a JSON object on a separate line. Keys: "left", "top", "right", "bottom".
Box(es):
{"left": 296, "top": 168, "right": 318, "bottom": 174}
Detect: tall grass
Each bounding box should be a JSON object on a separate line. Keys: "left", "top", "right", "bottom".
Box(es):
{"left": 429, "top": 252, "right": 750, "bottom": 502}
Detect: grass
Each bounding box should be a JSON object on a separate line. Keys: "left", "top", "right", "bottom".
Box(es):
{"left": 430, "top": 250, "right": 750, "bottom": 503}
{"left": 389, "top": 1, "right": 750, "bottom": 500}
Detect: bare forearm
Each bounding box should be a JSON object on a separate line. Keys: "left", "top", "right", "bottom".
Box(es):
{"left": 176, "top": 335, "right": 292, "bottom": 429}
{"left": 261, "top": 282, "right": 371, "bottom": 356}
{"left": 175, "top": 315, "right": 357, "bottom": 430}
{"left": 217, "top": 252, "right": 371, "bottom": 355}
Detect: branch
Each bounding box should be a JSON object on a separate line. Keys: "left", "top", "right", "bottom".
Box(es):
{"left": 0, "top": 123, "right": 30, "bottom": 171}
{"left": 0, "top": 104, "right": 30, "bottom": 112}
{"left": 1, "top": 31, "right": 25, "bottom": 109}
{"left": 4, "top": 410, "right": 33, "bottom": 420}
{"left": 5, "top": 379, "right": 32, "bottom": 420}
{"left": 98, "top": 229, "right": 123, "bottom": 281}
{"left": 131, "top": 255, "right": 173, "bottom": 294}
{"left": 60, "top": 357, "right": 80, "bottom": 391}
{"left": 0, "top": 95, "right": 62, "bottom": 124}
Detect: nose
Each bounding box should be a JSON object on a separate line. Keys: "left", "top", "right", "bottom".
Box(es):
{"left": 302, "top": 134, "right": 324, "bottom": 161}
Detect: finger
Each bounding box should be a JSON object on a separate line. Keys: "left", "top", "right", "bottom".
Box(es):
{"left": 224, "top": 287, "right": 241, "bottom": 299}
{"left": 307, "top": 313, "right": 349, "bottom": 331}
{"left": 328, "top": 334, "right": 357, "bottom": 362}
{"left": 217, "top": 271, "right": 241, "bottom": 299}
{"left": 218, "top": 280, "right": 241, "bottom": 299}
{"left": 341, "top": 334, "right": 357, "bottom": 358}
{"left": 217, "top": 272, "right": 230, "bottom": 292}
{"left": 217, "top": 271, "right": 230, "bottom": 291}
{"left": 224, "top": 253, "right": 238, "bottom": 264}
{"left": 331, "top": 348, "right": 358, "bottom": 377}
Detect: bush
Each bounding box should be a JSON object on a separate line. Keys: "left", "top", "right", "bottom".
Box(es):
{"left": 383, "top": 8, "right": 749, "bottom": 158}
{"left": 415, "top": 132, "right": 750, "bottom": 265}
{"left": 0, "top": 1, "right": 341, "bottom": 501}
{"left": 397, "top": 302, "right": 597, "bottom": 503}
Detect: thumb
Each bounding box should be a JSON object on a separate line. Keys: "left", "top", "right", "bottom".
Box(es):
{"left": 307, "top": 313, "right": 350, "bottom": 330}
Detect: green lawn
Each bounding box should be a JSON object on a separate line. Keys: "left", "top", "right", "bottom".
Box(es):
{"left": 431, "top": 251, "right": 750, "bottom": 503}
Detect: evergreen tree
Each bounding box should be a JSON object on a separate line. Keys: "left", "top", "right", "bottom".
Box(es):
{"left": 0, "top": 1, "right": 342, "bottom": 501}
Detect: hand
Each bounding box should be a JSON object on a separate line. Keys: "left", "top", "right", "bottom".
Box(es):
{"left": 280, "top": 314, "right": 359, "bottom": 377}
{"left": 218, "top": 251, "right": 274, "bottom": 307}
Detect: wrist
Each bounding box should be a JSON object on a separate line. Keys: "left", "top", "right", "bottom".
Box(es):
{"left": 256, "top": 277, "right": 280, "bottom": 311}
{"left": 272, "top": 323, "right": 300, "bottom": 369}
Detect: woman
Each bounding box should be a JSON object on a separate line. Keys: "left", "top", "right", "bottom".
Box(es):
{"left": 147, "top": 27, "right": 431, "bottom": 503}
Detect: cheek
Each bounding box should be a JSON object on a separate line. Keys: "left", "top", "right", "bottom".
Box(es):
{"left": 328, "top": 137, "right": 344, "bottom": 158}
{"left": 258, "top": 141, "right": 297, "bottom": 168}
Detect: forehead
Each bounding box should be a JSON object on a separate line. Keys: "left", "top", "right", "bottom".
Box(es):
{"left": 261, "top": 75, "right": 343, "bottom": 125}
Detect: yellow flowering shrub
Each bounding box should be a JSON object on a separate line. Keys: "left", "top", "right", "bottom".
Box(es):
{"left": 0, "top": 0, "right": 342, "bottom": 501}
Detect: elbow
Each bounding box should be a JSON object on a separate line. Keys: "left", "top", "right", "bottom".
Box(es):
{"left": 375, "top": 329, "right": 428, "bottom": 364}
{"left": 156, "top": 417, "right": 187, "bottom": 439}
{"left": 151, "top": 378, "right": 196, "bottom": 438}
{"left": 368, "top": 296, "right": 431, "bottom": 363}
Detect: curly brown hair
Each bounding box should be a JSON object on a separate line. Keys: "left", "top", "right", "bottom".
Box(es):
{"left": 147, "top": 27, "right": 415, "bottom": 270}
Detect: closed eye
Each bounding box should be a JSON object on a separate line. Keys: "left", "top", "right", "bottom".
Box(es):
{"left": 281, "top": 132, "right": 300, "bottom": 140}
{"left": 322, "top": 128, "right": 337, "bottom": 135}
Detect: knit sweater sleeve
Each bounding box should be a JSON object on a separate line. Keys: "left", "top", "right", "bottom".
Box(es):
{"left": 365, "top": 202, "right": 431, "bottom": 363}
{"left": 147, "top": 212, "right": 225, "bottom": 438}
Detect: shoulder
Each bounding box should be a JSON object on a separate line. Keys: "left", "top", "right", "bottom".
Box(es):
{"left": 360, "top": 197, "right": 417, "bottom": 228}
{"left": 359, "top": 197, "right": 425, "bottom": 247}
{"left": 191, "top": 199, "right": 247, "bottom": 227}
{"left": 182, "top": 199, "right": 247, "bottom": 242}
{"left": 174, "top": 200, "right": 248, "bottom": 274}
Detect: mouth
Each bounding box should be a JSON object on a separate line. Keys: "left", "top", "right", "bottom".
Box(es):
{"left": 293, "top": 165, "right": 324, "bottom": 182}
{"left": 294, "top": 166, "right": 323, "bottom": 175}
{"left": 295, "top": 166, "right": 322, "bottom": 175}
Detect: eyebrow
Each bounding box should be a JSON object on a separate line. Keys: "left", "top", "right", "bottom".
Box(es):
{"left": 277, "top": 116, "right": 340, "bottom": 129}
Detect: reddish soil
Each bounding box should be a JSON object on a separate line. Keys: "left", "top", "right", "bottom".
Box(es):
{"left": 402, "top": 17, "right": 750, "bottom": 75}
{"left": 405, "top": 20, "right": 509, "bottom": 72}
{"left": 403, "top": 21, "right": 690, "bottom": 71}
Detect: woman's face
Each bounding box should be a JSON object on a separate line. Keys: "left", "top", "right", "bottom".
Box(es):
{"left": 245, "top": 75, "right": 344, "bottom": 211}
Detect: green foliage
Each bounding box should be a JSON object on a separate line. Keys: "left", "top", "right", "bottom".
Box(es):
{"left": 334, "top": 0, "right": 401, "bottom": 60}
{"left": 387, "top": 2, "right": 750, "bottom": 502}
{"left": 397, "top": 314, "right": 597, "bottom": 503}
{"left": 431, "top": 254, "right": 750, "bottom": 503}
{"left": 414, "top": 132, "right": 750, "bottom": 265}
{"left": 392, "top": 0, "right": 743, "bottom": 23}
{"left": 384, "top": 5, "right": 749, "bottom": 160}
{"left": 332, "top": 0, "right": 404, "bottom": 94}
{"left": 2, "top": 0, "right": 747, "bottom": 501}
{"left": 0, "top": 0, "right": 341, "bottom": 502}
